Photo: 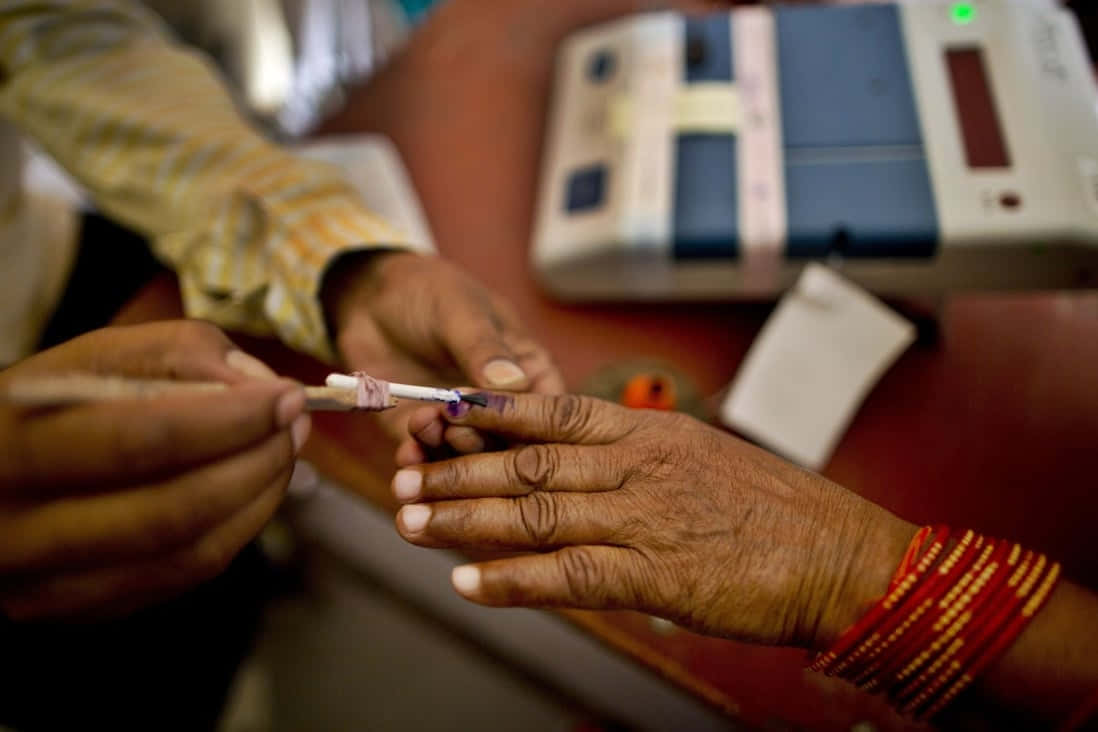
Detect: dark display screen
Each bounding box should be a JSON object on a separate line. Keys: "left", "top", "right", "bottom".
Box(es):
{"left": 945, "top": 48, "right": 1011, "bottom": 169}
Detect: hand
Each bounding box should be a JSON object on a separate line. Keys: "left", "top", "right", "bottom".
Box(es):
{"left": 391, "top": 394, "right": 915, "bottom": 649}
{"left": 322, "top": 252, "right": 564, "bottom": 435}
{"left": 0, "top": 321, "right": 309, "bottom": 621}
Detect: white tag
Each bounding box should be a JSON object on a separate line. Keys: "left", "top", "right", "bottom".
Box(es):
{"left": 720, "top": 265, "right": 916, "bottom": 470}
{"left": 674, "top": 83, "right": 741, "bottom": 133}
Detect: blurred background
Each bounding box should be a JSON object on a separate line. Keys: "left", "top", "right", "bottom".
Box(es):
{"left": 141, "top": 0, "right": 422, "bottom": 137}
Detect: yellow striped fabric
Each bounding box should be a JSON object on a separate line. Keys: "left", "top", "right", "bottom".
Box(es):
{"left": 0, "top": 0, "right": 409, "bottom": 361}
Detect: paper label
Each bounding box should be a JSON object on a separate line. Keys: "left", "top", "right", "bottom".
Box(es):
{"left": 720, "top": 265, "right": 915, "bottom": 470}
{"left": 674, "top": 83, "right": 741, "bottom": 134}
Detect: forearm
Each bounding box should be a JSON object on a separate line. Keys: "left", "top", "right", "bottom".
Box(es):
{"left": 0, "top": 1, "right": 409, "bottom": 360}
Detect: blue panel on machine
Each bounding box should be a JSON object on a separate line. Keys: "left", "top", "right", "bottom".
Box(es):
{"left": 774, "top": 4, "right": 939, "bottom": 257}
{"left": 673, "top": 135, "right": 739, "bottom": 259}
{"left": 674, "top": 15, "right": 737, "bottom": 259}
{"left": 683, "top": 15, "right": 733, "bottom": 83}
{"left": 775, "top": 5, "right": 923, "bottom": 149}
{"left": 784, "top": 157, "right": 938, "bottom": 258}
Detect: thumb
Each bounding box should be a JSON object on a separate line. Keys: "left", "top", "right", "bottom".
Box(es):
{"left": 440, "top": 294, "right": 529, "bottom": 391}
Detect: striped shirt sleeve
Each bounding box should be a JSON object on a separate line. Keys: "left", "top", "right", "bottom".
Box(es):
{"left": 0, "top": 0, "right": 412, "bottom": 361}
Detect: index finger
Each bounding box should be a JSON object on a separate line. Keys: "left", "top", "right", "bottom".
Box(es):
{"left": 1, "top": 380, "right": 305, "bottom": 497}
{"left": 442, "top": 393, "right": 637, "bottom": 445}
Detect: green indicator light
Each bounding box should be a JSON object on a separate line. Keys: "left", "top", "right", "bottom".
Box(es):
{"left": 951, "top": 2, "right": 976, "bottom": 25}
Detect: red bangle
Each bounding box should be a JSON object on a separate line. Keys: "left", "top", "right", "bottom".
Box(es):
{"left": 898, "top": 547, "right": 1035, "bottom": 715}
{"left": 871, "top": 536, "right": 1003, "bottom": 694}
{"left": 856, "top": 532, "right": 984, "bottom": 690}
{"left": 889, "top": 525, "right": 934, "bottom": 592}
{"left": 919, "top": 560, "right": 1060, "bottom": 720}
{"left": 830, "top": 527, "right": 957, "bottom": 679}
{"left": 808, "top": 527, "right": 1062, "bottom": 722}
{"left": 809, "top": 525, "right": 951, "bottom": 675}
{"left": 890, "top": 540, "right": 1017, "bottom": 705}
{"left": 850, "top": 530, "right": 980, "bottom": 689}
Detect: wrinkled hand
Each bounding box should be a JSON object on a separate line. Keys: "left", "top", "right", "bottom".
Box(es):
{"left": 392, "top": 393, "right": 914, "bottom": 649}
{"left": 323, "top": 252, "right": 564, "bottom": 436}
{"left": 0, "top": 321, "right": 309, "bottom": 621}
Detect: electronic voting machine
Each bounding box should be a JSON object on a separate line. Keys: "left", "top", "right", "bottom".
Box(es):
{"left": 532, "top": 0, "right": 1098, "bottom": 299}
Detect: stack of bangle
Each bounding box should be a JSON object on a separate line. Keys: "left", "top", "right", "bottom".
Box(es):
{"left": 809, "top": 525, "right": 1061, "bottom": 721}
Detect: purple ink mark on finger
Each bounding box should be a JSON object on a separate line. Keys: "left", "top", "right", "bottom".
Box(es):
{"left": 448, "top": 392, "right": 512, "bottom": 416}
{"left": 446, "top": 400, "right": 472, "bottom": 418}
{"left": 467, "top": 392, "right": 511, "bottom": 413}
{"left": 459, "top": 392, "right": 489, "bottom": 408}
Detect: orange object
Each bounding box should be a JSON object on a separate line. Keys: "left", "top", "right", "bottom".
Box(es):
{"left": 620, "top": 373, "right": 677, "bottom": 410}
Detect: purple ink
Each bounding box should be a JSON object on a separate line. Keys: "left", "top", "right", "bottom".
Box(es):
{"left": 467, "top": 392, "right": 511, "bottom": 413}
{"left": 458, "top": 393, "right": 489, "bottom": 408}
{"left": 447, "top": 392, "right": 511, "bottom": 416}
{"left": 446, "top": 400, "right": 472, "bottom": 418}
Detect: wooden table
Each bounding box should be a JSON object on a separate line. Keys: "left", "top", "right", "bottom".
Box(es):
{"left": 122, "top": 1, "right": 1098, "bottom": 728}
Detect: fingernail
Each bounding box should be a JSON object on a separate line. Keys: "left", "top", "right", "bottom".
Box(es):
{"left": 277, "top": 388, "right": 306, "bottom": 428}
{"left": 451, "top": 565, "right": 481, "bottom": 595}
{"left": 400, "top": 504, "right": 431, "bottom": 533}
{"left": 287, "top": 460, "right": 319, "bottom": 499}
{"left": 291, "top": 414, "right": 311, "bottom": 453}
{"left": 482, "top": 359, "right": 525, "bottom": 388}
{"left": 226, "top": 349, "right": 278, "bottom": 379}
{"left": 392, "top": 470, "right": 422, "bottom": 502}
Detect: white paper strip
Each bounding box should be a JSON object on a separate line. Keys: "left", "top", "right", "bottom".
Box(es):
{"left": 720, "top": 265, "right": 916, "bottom": 470}
{"left": 674, "top": 83, "right": 741, "bottom": 134}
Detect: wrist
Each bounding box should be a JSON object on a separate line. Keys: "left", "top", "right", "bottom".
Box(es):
{"left": 805, "top": 498, "right": 917, "bottom": 651}
{"left": 319, "top": 248, "right": 413, "bottom": 351}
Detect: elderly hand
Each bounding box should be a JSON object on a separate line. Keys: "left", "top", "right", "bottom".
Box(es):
{"left": 0, "top": 321, "right": 308, "bottom": 621}
{"left": 322, "top": 252, "right": 563, "bottom": 425}
{"left": 392, "top": 393, "right": 915, "bottom": 649}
